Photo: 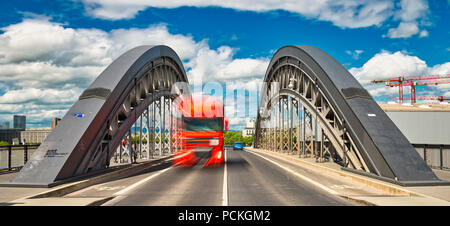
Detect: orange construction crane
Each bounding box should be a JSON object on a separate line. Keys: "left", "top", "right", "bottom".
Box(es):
{"left": 371, "top": 74, "right": 450, "bottom": 104}
{"left": 391, "top": 95, "right": 450, "bottom": 102}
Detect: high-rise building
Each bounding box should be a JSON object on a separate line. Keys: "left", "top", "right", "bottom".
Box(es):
{"left": 0, "top": 121, "right": 10, "bottom": 129}
{"left": 13, "top": 115, "right": 26, "bottom": 130}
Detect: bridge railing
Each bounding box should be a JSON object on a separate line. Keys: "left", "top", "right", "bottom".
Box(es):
{"left": 414, "top": 144, "right": 450, "bottom": 170}
{"left": 0, "top": 141, "right": 171, "bottom": 173}
{"left": 0, "top": 144, "right": 40, "bottom": 172}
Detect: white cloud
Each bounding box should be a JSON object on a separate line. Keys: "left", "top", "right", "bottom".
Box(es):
{"left": 346, "top": 49, "right": 364, "bottom": 60}
{"left": 419, "top": 30, "right": 429, "bottom": 37}
{"left": 0, "top": 17, "right": 269, "bottom": 128}
{"left": 225, "top": 79, "right": 264, "bottom": 92}
{"left": 108, "top": 24, "right": 208, "bottom": 61}
{"left": 0, "top": 104, "right": 24, "bottom": 114}
{"left": 186, "top": 46, "right": 269, "bottom": 82}
{"left": 80, "top": 0, "right": 435, "bottom": 39}
{"left": 385, "top": 0, "right": 429, "bottom": 39}
{"left": 0, "top": 87, "right": 82, "bottom": 105}
{"left": 0, "top": 62, "right": 103, "bottom": 89}
{"left": 228, "top": 117, "right": 246, "bottom": 130}
{"left": 80, "top": 0, "right": 394, "bottom": 29}
{"left": 386, "top": 21, "right": 419, "bottom": 38}
{"left": 396, "top": 0, "right": 428, "bottom": 21}
{"left": 349, "top": 50, "right": 450, "bottom": 98}
{"left": 0, "top": 19, "right": 113, "bottom": 66}
{"left": 83, "top": 2, "right": 148, "bottom": 20}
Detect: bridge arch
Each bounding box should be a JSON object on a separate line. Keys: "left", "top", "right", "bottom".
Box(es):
{"left": 255, "top": 45, "right": 441, "bottom": 185}
{"left": 12, "top": 45, "right": 189, "bottom": 186}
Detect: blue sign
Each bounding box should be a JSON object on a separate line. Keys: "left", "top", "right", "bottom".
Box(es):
{"left": 72, "top": 113, "right": 84, "bottom": 118}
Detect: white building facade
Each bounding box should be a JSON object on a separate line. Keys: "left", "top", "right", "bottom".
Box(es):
{"left": 242, "top": 118, "right": 255, "bottom": 137}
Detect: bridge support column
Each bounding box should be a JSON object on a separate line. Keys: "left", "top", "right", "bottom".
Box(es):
{"left": 139, "top": 115, "right": 143, "bottom": 159}
{"left": 301, "top": 106, "right": 305, "bottom": 158}
{"left": 281, "top": 97, "right": 287, "bottom": 153}
{"left": 278, "top": 98, "right": 282, "bottom": 152}
{"left": 153, "top": 97, "right": 162, "bottom": 157}
{"left": 271, "top": 104, "right": 276, "bottom": 152}
{"left": 288, "top": 97, "right": 293, "bottom": 155}
{"left": 162, "top": 96, "right": 170, "bottom": 155}
{"left": 305, "top": 109, "right": 313, "bottom": 158}
{"left": 314, "top": 116, "right": 318, "bottom": 158}
{"left": 146, "top": 105, "right": 153, "bottom": 159}
{"left": 127, "top": 130, "right": 132, "bottom": 163}
{"left": 141, "top": 107, "right": 150, "bottom": 159}
{"left": 294, "top": 99, "right": 300, "bottom": 156}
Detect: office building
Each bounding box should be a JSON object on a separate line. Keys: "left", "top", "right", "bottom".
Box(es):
{"left": 13, "top": 115, "right": 26, "bottom": 130}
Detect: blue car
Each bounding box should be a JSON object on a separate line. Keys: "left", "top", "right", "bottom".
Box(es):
{"left": 233, "top": 142, "right": 244, "bottom": 150}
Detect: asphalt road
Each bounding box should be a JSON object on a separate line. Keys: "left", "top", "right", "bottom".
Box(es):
{"left": 103, "top": 148, "right": 353, "bottom": 206}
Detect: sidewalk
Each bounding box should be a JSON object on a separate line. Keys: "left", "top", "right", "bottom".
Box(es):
{"left": 408, "top": 169, "right": 450, "bottom": 202}
{"left": 0, "top": 172, "right": 48, "bottom": 204}
{"left": 0, "top": 155, "right": 173, "bottom": 206}
{"left": 247, "top": 147, "right": 450, "bottom": 206}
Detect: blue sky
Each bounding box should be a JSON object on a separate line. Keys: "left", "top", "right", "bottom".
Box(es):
{"left": 0, "top": 0, "right": 449, "bottom": 129}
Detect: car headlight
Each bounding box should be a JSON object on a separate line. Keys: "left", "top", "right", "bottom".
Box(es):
{"left": 209, "top": 139, "right": 219, "bottom": 146}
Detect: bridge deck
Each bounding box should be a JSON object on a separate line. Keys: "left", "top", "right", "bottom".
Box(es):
{"left": 1, "top": 148, "right": 449, "bottom": 206}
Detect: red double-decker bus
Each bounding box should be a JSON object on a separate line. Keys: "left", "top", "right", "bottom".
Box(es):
{"left": 173, "top": 94, "right": 228, "bottom": 167}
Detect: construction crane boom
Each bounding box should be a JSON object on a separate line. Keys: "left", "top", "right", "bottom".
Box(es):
{"left": 391, "top": 96, "right": 450, "bottom": 102}
{"left": 371, "top": 74, "right": 450, "bottom": 104}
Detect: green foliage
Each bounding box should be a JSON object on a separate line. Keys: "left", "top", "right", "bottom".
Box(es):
{"left": 224, "top": 131, "right": 242, "bottom": 146}
{"left": 25, "top": 142, "right": 41, "bottom": 145}
{"left": 0, "top": 141, "right": 10, "bottom": 146}
{"left": 243, "top": 136, "right": 253, "bottom": 146}
{"left": 224, "top": 131, "right": 253, "bottom": 146}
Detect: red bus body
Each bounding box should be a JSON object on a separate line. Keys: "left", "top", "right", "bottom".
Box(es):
{"left": 172, "top": 95, "right": 228, "bottom": 167}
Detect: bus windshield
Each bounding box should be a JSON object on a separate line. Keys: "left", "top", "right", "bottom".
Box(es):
{"left": 183, "top": 117, "right": 223, "bottom": 131}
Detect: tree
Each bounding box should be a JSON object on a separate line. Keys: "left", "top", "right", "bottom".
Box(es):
{"left": 243, "top": 136, "right": 253, "bottom": 146}
{"left": 224, "top": 131, "right": 244, "bottom": 146}
{"left": 224, "top": 131, "right": 254, "bottom": 146}
{"left": 0, "top": 141, "right": 10, "bottom": 146}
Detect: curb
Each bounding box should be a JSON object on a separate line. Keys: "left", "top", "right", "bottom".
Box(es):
{"left": 338, "top": 195, "right": 377, "bottom": 206}
{"left": 87, "top": 196, "right": 116, "bottom": 206}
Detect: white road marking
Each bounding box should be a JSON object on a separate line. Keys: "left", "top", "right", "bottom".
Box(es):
{"left": 113, "top": 166, "right": 173, "bottom": 196}
{"left": 331, "top": 184, "right": 359, "bottom": 190}
{"left": 96, "top": 186, "right": 126, "bottom": 191}
{"left": 246, "top": 150, "right": 339, "bottom": 196}
{"left": 111, "top": 152, "right": 193, "bottom": 196}
{"left": 222, "top": 148, "right": 228, "bottom": 206}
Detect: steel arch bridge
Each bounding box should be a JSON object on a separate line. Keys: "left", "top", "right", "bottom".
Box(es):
{"left": 254, "top": 45, "right": 442, "bottom": 186}
{"left": 11, "top": 45, "right": 190, "bottom": 187}
{"left": 9, "top": 45, "right": 444, "bottom": 187}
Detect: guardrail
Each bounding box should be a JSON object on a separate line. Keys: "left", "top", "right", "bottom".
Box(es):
{"left": 413, "top": 144, "right": 450, "bottom": 170}
{"left": 0, "top": 144, "right": 40, "bottom": 172}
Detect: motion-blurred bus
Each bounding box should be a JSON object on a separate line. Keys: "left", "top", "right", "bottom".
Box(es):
{"left": 172, "top": 94, "right": 228, "bottom": 167}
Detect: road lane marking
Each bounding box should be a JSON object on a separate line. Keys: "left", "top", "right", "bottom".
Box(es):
{"left": 96, "top": 186, "right": 126, "bottom": 191}
{"left": 331, "top": 184, "right": 359, "bottom": 190}
{"left": 111, "top": 152, "right": 193, "bottom": 196}
{"left": 113, "top": 166, "right": 173, "bottom": 196}
{"left": 222, "top": 148, "right": 228, "bottom": 206}
{"left": 246, "top": 150, "right": 339, "bottom": 196}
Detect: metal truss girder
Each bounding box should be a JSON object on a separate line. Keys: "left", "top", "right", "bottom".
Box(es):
{"left": 255, "top": 45, "right": 441, "bottom": 185}
{"left": 9, "top": 45, "right": 189, "bottom": 187}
